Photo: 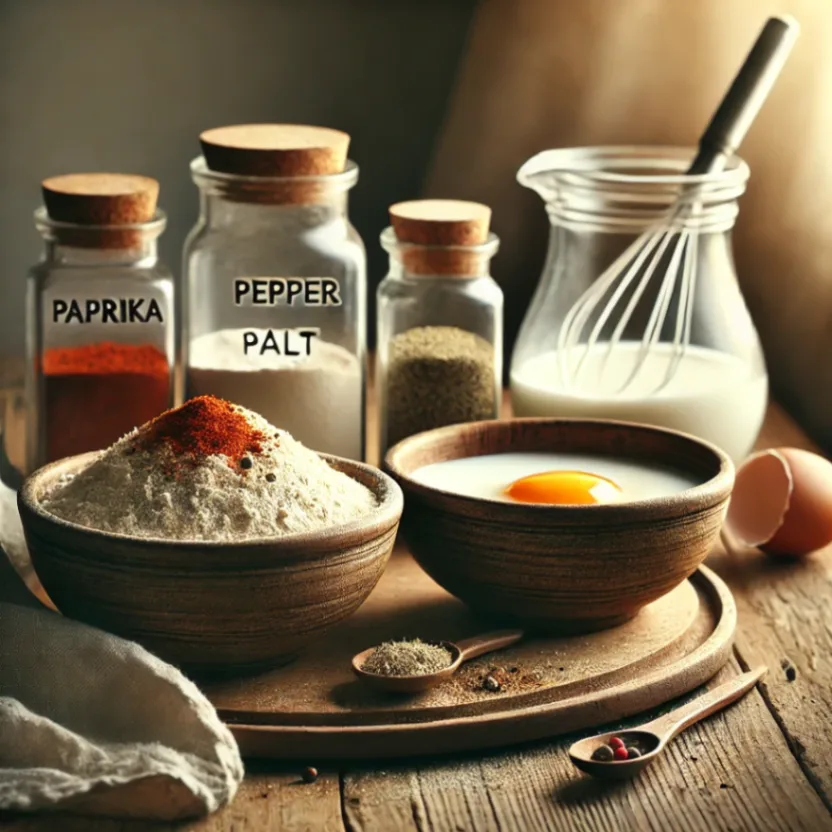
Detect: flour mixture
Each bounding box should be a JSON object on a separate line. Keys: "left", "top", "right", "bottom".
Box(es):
{"left": 41, "top": 396, "right": 376, "bottom": 541}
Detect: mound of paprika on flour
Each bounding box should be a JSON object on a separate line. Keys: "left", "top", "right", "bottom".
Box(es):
{"left": 43, "top": 341, "right": 171, "bottom": 462}
{"left": 134, "top": 395, "right": 265, "bottom": 467}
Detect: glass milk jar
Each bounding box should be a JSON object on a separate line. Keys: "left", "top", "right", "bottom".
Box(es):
{"left": 510, "top": 147, "right": 767, "bottom": 462}
{"left": 376, "top": 200, "right": 503, "bottom": 458}
{"left": 182, "top": 124, "right": 366, "bottom": 461}
{"left": 25, "top": 174, "right": 175, "bottom": 473}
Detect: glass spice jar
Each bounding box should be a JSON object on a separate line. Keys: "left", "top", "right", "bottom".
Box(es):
{"left": 25, "top": 174, "right": 175, "bottom": 474}
{"left": 376, "top": 200, "right": 503, "bottom": 459}
{"left": 182, "top": 124, "right": 366, "bottom": 461}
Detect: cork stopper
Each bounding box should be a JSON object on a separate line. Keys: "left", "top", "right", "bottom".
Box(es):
{"left": 200, "top": 124, "right": 350, "bottom": 177}
{"left": 42, "top": 174, "right": 159, "bottom": 226}
{"left": 40, "top": 173, "right": 161, "bottom": 249}
{"left": 389, "top": 200, "right": 493, "bottom": 275}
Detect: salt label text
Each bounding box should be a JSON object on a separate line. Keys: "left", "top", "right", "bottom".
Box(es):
{"left": 242, "top": 328, "right": 320, "bottom": 357}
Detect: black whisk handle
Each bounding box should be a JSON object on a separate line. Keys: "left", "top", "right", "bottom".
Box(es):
{"left": 688, "top": 15, "right": 799, "bottom": 175}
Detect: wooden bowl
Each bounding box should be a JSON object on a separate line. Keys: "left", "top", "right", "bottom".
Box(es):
{"left": 384, "top": 418, "right": 734, "bottom": 633}
{"left": 18, "top": 452, "right": 403, "bottom": 677}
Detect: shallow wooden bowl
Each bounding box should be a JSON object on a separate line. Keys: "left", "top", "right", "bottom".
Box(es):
{"left": 385, "top": 418, "right": 734, "bottom": 633}
{"left": 18, "top": 452, "right": 403, "bottom": 677}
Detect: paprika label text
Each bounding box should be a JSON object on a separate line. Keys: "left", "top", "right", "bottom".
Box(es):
{"left": 52, "top": 298, "right": 164, "bottom": 325}
{"left": 234, "top": 278, "right": 341, "bottom": 307}
{"left": 243, "top": 328, "right": 320, "bottom": 357}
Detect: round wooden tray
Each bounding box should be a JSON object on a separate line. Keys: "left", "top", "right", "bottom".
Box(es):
{"left": 205, "top": 548, "right": 736, "bottom": 760}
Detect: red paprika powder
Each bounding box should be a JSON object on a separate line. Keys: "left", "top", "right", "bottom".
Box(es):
{"left": 135, "top": 395, "right": 265, "bottom": 465}
{"left": 42, "top": 341, "right": 171, "bottom": 463}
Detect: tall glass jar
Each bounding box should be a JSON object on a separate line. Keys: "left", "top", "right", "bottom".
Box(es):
{"left": 182, "top": 124, "right": 366, "bottom": 461}
{"left": 376, "top": 200, "right": 503, "bottom": 458}
{"left": 25, "top": 174, "right": 175, "bottom": 474}
{"left": 511, "top": 146, "right": 767, "bottom": 462}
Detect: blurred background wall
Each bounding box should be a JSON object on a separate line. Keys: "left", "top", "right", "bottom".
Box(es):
{"left": 0, "top": 0, "right": 477, "bottom": 355}
{"left": 2, "top": 0, "right": 829, "bottom": 450}
{"left": 426, "top": 0, "right": 832, "bottom": 452}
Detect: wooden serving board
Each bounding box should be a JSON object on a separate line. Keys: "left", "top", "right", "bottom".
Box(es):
{"left": 204, "top": 547, "right": 736, "bottom": 760}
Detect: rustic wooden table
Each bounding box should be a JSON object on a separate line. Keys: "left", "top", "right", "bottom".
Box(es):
{"left": 2, "top": 379, "right": 831, "bottom": 831}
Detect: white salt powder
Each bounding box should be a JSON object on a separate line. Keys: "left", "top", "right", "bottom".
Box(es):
{"left": 187, "top": 329, "right": 364, "bottom": 461}
{"left": 41, "top": 397, "right": 376, "bottom": 542}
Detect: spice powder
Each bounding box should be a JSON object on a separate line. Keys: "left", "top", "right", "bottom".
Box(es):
{"left": 384, "top": 325, "right": 497, "bottom": 449}
{"left": 361, "top": 639, "right": 453, "bottom": 677}
{"left": 42, "top": 395, "right": 377, "bottom": 541}
{"left": 42, "top": 341, "right": 170, "bottom": 463}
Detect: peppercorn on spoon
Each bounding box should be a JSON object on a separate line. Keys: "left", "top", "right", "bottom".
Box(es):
{"left": 351, "top": 629, "right": 525, "bottom": 694}
{"left": 568, "top": 666, "right": 767, "bottom": 780}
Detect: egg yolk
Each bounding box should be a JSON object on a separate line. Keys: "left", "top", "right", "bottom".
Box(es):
{"left": 504, "top": 470, "right": 622, "bottom": 505}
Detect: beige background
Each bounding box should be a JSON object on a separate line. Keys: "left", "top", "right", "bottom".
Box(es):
{"left": 427, "top": 0, "right": 832, "bottom": 450}
{"left": 0, "top": 0, "right": 475, "bottom": 352}
{"left": 2, "top": 0, "right": 829, "bottom": 449}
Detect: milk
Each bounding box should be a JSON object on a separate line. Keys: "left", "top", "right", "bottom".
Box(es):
{"left": 413, "top": 452, "right": 698, "bottom": 503}
{"left": 510, "top": 343, "right": 767, "bottom": 462}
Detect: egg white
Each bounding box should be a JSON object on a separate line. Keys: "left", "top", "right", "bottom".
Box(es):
{"left": 412, "top": 452, "right": 698, "bottom": 503}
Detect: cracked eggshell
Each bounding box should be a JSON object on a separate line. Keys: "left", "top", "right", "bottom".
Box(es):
{"left": 725, "top": 447, "right": 832, "bottom": 557}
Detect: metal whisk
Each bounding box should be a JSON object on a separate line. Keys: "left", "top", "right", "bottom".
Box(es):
{"left": 556, "top": 16, "right": 799, "bottom": 397}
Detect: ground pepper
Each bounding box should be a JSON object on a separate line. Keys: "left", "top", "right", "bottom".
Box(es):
{"left": 361, "top": 639, "right": 453, "bottom": 677}
{"left": 383, "top": 326, "right": 497, "bottom": 451}
{"left": 42, "top": 341, "right": 171, "bottom": 463}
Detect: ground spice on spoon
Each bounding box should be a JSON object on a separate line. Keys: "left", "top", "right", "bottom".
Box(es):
{"left": 361, "top": 639, "right": 453, "bottom": 677}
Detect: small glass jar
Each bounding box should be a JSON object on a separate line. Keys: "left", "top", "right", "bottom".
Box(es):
{"left": 376, "top": 208, "right": 503, "bottom": 458}
{"left": 182, "top": 125, "right": 366, "bottom": 461}
{"left": 512, "top": 146, "right": 767, "bottom": 463}
{"left": 25, "top": 174, "right": 175, "bottom": 473}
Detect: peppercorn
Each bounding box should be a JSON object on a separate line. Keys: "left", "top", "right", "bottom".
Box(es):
{"left": 240, "top": 456, "right": 253, "bottom": 470}
{"left": 302, "top": 766, "right": 318, "bottom": 783}
{"left": 591, "top": 744, "right": 614, "bottom": 762}
{"left": 266, "top": 473, "right": 276, "bottom": 483}
{"left": 483, "top": 674, "right": 501, "bottom": 692}
{"left": 609, "top": 736, "right": 625, "bottom": 750}
{"left": 613, "top": 746, "right": 629, "bottom": 761}
{"left": 627, "top": 747, "right": 642, "bottom": 759}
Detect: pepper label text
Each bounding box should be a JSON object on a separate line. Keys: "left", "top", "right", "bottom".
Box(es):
{"left": 234, "top": 278, "right": 341, "bottom": 307}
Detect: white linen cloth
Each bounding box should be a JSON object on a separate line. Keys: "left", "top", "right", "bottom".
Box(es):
{"left": 0, "top": 479, "right": 245, "bottom": 821}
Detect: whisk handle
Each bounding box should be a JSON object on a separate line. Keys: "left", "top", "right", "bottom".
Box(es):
{"left": 688, "top": 15, "right": 799, "bottom": 175}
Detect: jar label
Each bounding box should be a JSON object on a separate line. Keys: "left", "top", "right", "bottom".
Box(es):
{"left": 242, "top": 327, "right": 320, "bottom": 357}
{"left": 51, "top": 298, "right": 164, "bottom": 324}
{"left": 233, "top": 277, "right": 342, "bottom": 307}
{"left": 229, "top": 276, "right": 347, "bottom": 359}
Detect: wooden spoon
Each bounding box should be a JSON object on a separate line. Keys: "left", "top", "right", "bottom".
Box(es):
{"left": 569, "top": 666, "right": 767, "bottom": 779}
{"left": 351, "top": 629, "right": 524, "bottom": 694}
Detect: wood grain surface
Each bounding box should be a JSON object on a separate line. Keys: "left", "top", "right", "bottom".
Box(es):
{"left": 206, "top": 563, "right": 737, "bottom": 760}
{"left": 208, "top": 555, "right": 703, "bottom": 719}
{"left": 341, "top": 659, "right": 831, "bottom": 832}
{"left": 385, "top": 418, "right": 733, "bottom": 631}
{"left": 1, "top": 382, "right": 831, "bottom": 830}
